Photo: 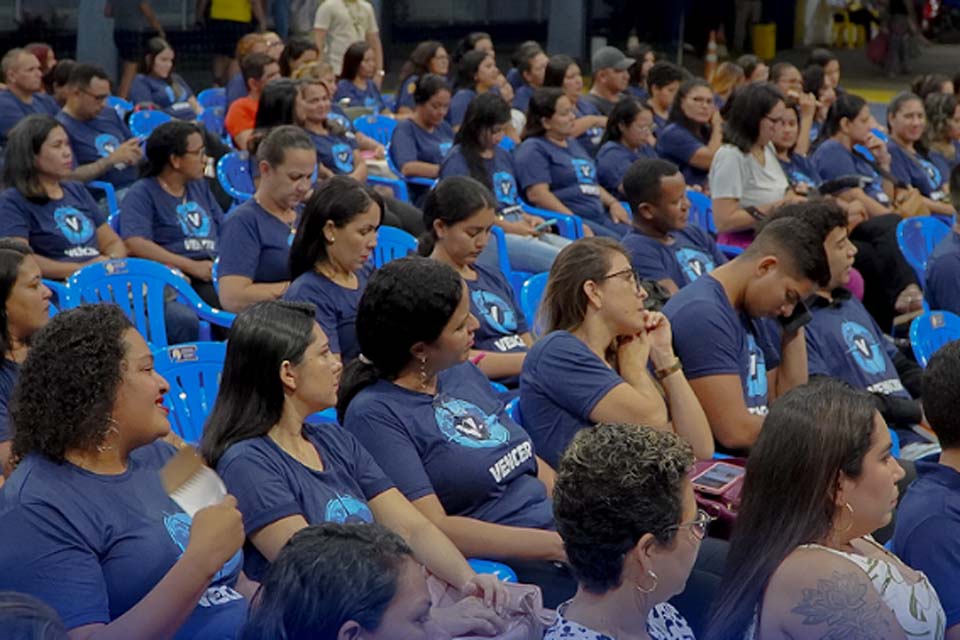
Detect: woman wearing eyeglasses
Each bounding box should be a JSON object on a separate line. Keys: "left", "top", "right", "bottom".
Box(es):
{"left": 519, "top": 237, "right": 713, "bottom": 470}
{"left": 596, "top": 97, "right": 658, "bottom": 196}
{"left": 549, "top": 423, "right": 710, "bottom": 640}
{"left": 655, "top": 79, "right": 724, "bottom": 192}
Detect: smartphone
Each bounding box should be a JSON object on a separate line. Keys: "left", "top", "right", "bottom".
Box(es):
{"left": 778, "top": 300, "right": 812, "bottom": 334}
{"left": 534, "top": 219, "right": 558, "bottom": 232}
{"left": 691, "top": 462, "right": 745, "bottom": 495}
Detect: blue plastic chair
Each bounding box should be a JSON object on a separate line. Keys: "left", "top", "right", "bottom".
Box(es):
{"left": 42, "top": 279, "right": 69, "bottom": 308}
{"left": 889, "top": 428, "right": 901, "bottom": 458}
{"left": 153, "top": 341, "right": 226, "bottom": 443}
{"left": 896, "top": 216, "right": 951, "bottom": 285}
{"left": 64, "top": 258, "right": 235, "bottom": 347}
{"left": 217, "top": 151, "right": 255, "bottom": 206}
{"left": 129, "top": 110, "right": 173, "bottom": 139}
{"left": 328, "top": 112, "right": 353, "bottom": 132}
{"left": 518, "top": 202, "right": 585, "bottom": 240}
{"left": 197, "top": 88, "right": 226, "bottom": 110}
{"left": 490, "top": 226, "right": 532, "bottom": 294}
{"left": 372, "top": 226, "right": 417, "bottom": 267}
{"left": 306, "top": 407, "right": 339, "bottom": 424}
{"left": 353, "top": 114, "right": 397, "bottom": 146}
{"left": 505, "top": 396, "right": 521, "bottom": 425}
{"left": 686, "top": 190, "right": 743, "bottom": 258}
{"left": 467, "top": 559, "right": 518, "bottom": 582}
{"left": 199, "top": 107, "right": 225, "bottom": 137}
{"left": 519, "top": 272, "right": 548, "bottom": 328}
{"left": 910, "top": 310, "right": 960, "bottom": 367}
{"left": 498, "top": 136, "right": 516, "bottom": 152}
{"left": 88, "top": 180, "right": 119, "bottom": 220}
{"left": 106, "top": 96, "right": 133, "bottom": 120}
{"left": 367, "top": 174, "right": 411, "bottom": 202}
{"left": 386, "top": 151, "right": 438, "bottom": 196}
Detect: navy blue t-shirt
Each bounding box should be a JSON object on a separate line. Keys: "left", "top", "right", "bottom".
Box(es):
{"left": 440, "top": 145, "right": 522, "bottom": 213}
{"left": 892, "top": 461, "right": 960, "bottom": 628}
{"left": 519, "top": 331, "right": 626, "bottom": 468}
{"left": 514, "top": 137, "right": 605, "bottom": 223}
{"left": 395, "top": 75, "right": 420, "bottom": 112}
{"left": 0, "top": 182, "right": 107, "bottom": 262}
{"left": 218, "top": 199, "right": 297, "bottom": 283}
{"left": 389, "top": 118, "right": 454, "bottom": 168}
{"left": 334, "top": 79, "right": 386, "bottom": 112}
{"left": 128, "top": 74, "right": 196, "bottom": 120}
{"left": 596, "top": 140, "right": 657, "bottom": 194}
{"left": 0, "top": 441, "right": 246, "bottom": 637}
{"left": 573, "top": 97, "right": 605, "bottom": 157}
{"left": 929, "top": 141, "right": 960, "bottom": 181}
{"left": 812, "top": 139, "right": 891, "bottom": 205}
{"left": 343, "top": 362, "right": 553, "bottom": 529}
{"left": 216, "top": 423, "right": 394, "bottom": 582}
{"left": 282, "top": 266, "right": 371, "bottom": 360}
{"left": 663, "top": 275, "right": 781, "bottom": 417}
{"left": 224, "top": 73, "right": 247, "bottom": 110}
{"left": 512, "top": 85, "right": 534, "bottom": 113}
{"left": 0, "top": 360, "right": 19, "bottom": 442}
{"left": 806, "top": 291, "right": 909, "bottom": 399}
{"left": 0, "top": 90, "right": 59, "bottom": 146}
{"left": 888, "top": 141, "right": 947, "bottom": 200}
{"left": 655, "top": 123, "right": 710, "bottom": 189}
{"left": 622, "top": 226, "right": 727, "bottom": 289}
{"left": 779, "top": 152, "right": 821, "bottom": 190}
{"left": 56, "top": 108, "right": 139, "bottom": 189}
{"left": 120, "top": 177, "right": 223, "bottom": 259}
{"left": 925, "top": 231, "right": 960, "bottom": 314}
{"left": 468, "top": 264, "right": 529, "bottom": 353}
{"left": 447, "top": 88, "right": 478, "bottom": 128}
{"left": 308, "top": 129, "right": 359, "bottom": 175}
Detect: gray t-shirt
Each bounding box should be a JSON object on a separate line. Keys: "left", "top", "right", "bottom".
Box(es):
{"left": 109, "top": 0, "right": 148, "bottom": 31}
{"left": 709, "top": 142, "right": 788, "bottom": 208}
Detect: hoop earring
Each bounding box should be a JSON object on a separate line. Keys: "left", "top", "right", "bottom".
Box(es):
{"left": 834, "top": 502, "right": 855, "bottom": 533}
{"left": 96, "top": 417, "right": 120, "bottom": 454}
{"left": 636, "top": 569, "right": 659, "bottom": 594}
{"left": 326, "top": 236, "right": 335, "bottom": 244}
{"left": 418, "top": 356, "right": 429, "bottom": 390}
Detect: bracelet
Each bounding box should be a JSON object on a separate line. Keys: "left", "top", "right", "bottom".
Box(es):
{"left": 744, "top": 206, "right": 764, "bottom": 221}
{"left": 655, "top": 358, "right": 683, "bottom": 380}
{"left": 471, "top": 353, "right": 487, "bottom": 365}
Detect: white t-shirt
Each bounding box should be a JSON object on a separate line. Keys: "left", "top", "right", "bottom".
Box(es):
{"left": 709, "top": 142, "right": 789, "bottom": 208}
{"left": 313, "top": 0, "right": 379, "bottom": 75}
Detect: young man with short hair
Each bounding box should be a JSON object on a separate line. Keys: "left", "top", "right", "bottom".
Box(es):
{"left": 621, "top": 158, "right": 727, "bottom": 295}
{"left": 646, "top": 61, "right": 687, "bottom": 129}
{"left": 582, "top": 46, "right": 633, "bottom": 116}
{"left": 663, "top": 217, "right": 830, "bottom": 450}
{"left": 224, "top": 52, "right": 281, "bottom": 150}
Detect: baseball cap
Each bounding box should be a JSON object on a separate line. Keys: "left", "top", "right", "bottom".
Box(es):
{"left": 592, "top": 46, "right": 635, "bottom": 72}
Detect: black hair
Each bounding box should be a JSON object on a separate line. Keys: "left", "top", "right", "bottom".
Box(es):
{"left": 521, "top": 87, "right": 565, "bottom": 140}
{"left": 802, "top": 64, "right": 827, "bottom": 97}
{"left": 452, "top": 32, "right": 492, "bottom": 68}
{"left": 453, "top": 91, "right": 511, "bottom": 190}
{"left": 705, "top": 380, "right": 878, "bottom": 640}
{"left": 0, "top": 591, "right": 68, "bottom": 640}
{"left": 418, "top": 176, "right": 497, "bottom": 256}
{"left": 254, "top": 78, "right": 300, "bottom": 129}
{"left": 66, "top": 62, "right": 109, "bottom": 88}
{"left": 600, "top": 96, "right": 652, "bottom": 147}
{"left": 807, "top": 47, "right": 838, "bottom": 69}
{"left": 952, "top": 164, "right": 960, "bottom": 210}
{"left": 0, "top": 239, "right": 34, "bottom": 362}
{"left": 50, "top": 59, "right": 77, "bottom": 93}
{"left": 736, "top": 54, "right": 763, "bottom": 79}
{"left": 761, "top": 199, "right": 848, "bottom": 245}
{"left": 740, "top": 216, "right": 831, "bottom": 287}
{"left": 922, "top": 340, "right": 960, "bottom": 448}
{"left": 339, "top": 41, "right": 371, "bottom": 82}
{"left": 240, "top": 52, "right": 275, "bottom": 86}
{"left": 770, "top": 62, "right": 799, "bottom": 86}
{"left": 454, "top": 49, "right": 492, "bottom": 91}
{"left": 289, "top": 176, "right": 384, "bottom": 279}
{"left": 910, "top": 73, "right": 952, "bottom": 101}
{"left": 336, "top": 257, "right": 464, "bottom": 421}
{"left": 627, "top": 42, "right": 654, "bottom": 86}
{"left": 141, "top": 120, "right": 203, "bottom": 178}
{"left": 722, "top": 83, "right": 784, "bottom": 153}
{"left": 255, "top": 124, "right": 315, "bottom": 168}
{"left": 1, "top": 114, "right": 64, "bottom": 200}
{"left": 925, "top": 91, "right": 960, "bottom": 145}
{"left": 240, "top": 523, "right": 415, "bottom": 640}
{"left": 821, "top": 91, "right": 868, "bottom": 140}
{"left": 139, "top": 37, "right": 174, "bottom": 81}
{"left": 887, "top": 91, "right": 928, "bottom": 154}
{"left": 399, "top": 40, "right": 446, "bottom": 83}
{"left": 413, "top": 73, "right": 451, "bottom": 106}
{"left": 278, "top": 37, "right": 318, "bottom": 77}
{"left": 513, "top": 41, "right": 544, "bottom": 76}
{"left": 200, "top": 301, "right": 317, "bottom": 469}
{"left": 667, "top": 78, "right": 713, "bottom": 143}
{"left": 622, "top": 158, "right": 682, "bottom": 215}
{"left": 11, "top": 304, "right": 132, "bottom": 465}
{"left": 646, "top": 61, "right": 685, "bottom": 91}
{"left": 543, "top": 54, "right": 578, "bottom": 89}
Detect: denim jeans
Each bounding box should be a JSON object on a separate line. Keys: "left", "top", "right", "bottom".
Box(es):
{"left": 478, "top": 231, "right": 570, "bottom": 274}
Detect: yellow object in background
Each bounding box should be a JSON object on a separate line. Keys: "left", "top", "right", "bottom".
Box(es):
{"left": 752, "top": 23, "right": 777, "bottom": 60}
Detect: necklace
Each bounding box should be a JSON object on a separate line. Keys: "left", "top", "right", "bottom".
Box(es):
{"left": 254, "top": 194, "right": 297, "bottom": 230}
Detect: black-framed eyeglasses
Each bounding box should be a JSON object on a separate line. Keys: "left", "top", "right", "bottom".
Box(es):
{"left": 665, "top": 509, "right": 716, "bottom": 540}
{"left": 600, "top": 267, "right": 641, "bottom": 289}
{"left": 182, "top": 146, "right": 207, "bottom": 157}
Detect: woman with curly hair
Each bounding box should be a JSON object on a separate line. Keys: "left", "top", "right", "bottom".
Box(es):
{"left": 924, "top": 91, "right": 960, "bottom": 177}
{"left": 0, "top": 304, "right": 247, "bottom": 638}
{"left": 0, "top": 240, "right": 51, "bottom": 480}
{"left": 548, "top": 423, "right": 705, "bottom": 639}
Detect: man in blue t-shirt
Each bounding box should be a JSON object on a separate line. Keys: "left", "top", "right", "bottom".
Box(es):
{"left": 663, "top": 217, "right": 830, "bottom": 451}
{"left": 925, "top": 219, "right": 960, "bottom": 315}
{"left": 0, "top": 49, "right": 60, "bottom": 147}
{"left": 57, "top": 64, "right": 142, "bottom": 190}
{"left": 621, "top": 158, "right": 727, "bottom": 295}
{"left": 892, "top": 341, "right": 960, "bottom": 638}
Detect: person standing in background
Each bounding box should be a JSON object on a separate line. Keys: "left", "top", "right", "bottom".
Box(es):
{"left": 105, "top": 0, "right": 165, "bottom": 100}
{"left": 734, "top": 0, "right": 763, "bottom": 53}
{"left": 312, "top": 0, "right": 382, "bottom": 83}
{"left": 197, "top": 0, "right": 268, "bottom": 87}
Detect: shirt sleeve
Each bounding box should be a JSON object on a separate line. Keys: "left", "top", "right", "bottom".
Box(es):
{"left": 529, "top": 334, "right": 624, "bottom": 421}
{"left": 339, "top": 428, "right": 394, "bottom": 500}
{"left": 225, "top": 100, "right": 256, "bottom": 141}
{"left": 667, "top": 301, "right": 743, "bottom": 379}
{"left": 447, "top": 91, "right": 472, "bottom": 128}
{"left": 888, "top": 145, "right": 913, "bottom": 187}
{"left": 514, "top": 140, "right": 552, "bottom": 191}
{"left": 813, "top": 144, "right": 858, "bottom": 181}
{"left": 217, "top": 446, "right": 305, "bottom": 536}
{"left": 285, "top": 282, "right": 343, "bottom": 354}
{"left": 118, "top": 182, "right": 155, "bottom": 240}
{"left": 658, "top": 126, "right": 705, "bottom": 165}
{"left": 439, "top": 149, "right": 470, "bottom": 179}
{"left": 804, "top": 325, "right": 830, "bottom": 377}
{"left": 894, "top": 514, "right": 960, "bottom": 628}
{"left": 625, "top": 236, "right": 671, "bottom": 283}
{"left": 0, "top": 191, "right": 30, "bottom": 238}
{"left": 389, "top": 121, "right": 419, "bottom": 169}
{"left": 925, "top": 251, "right": 960, "bottom": 314}
{"left": 363, "top": 1, "right": 379, "bottom": 34}
{"left": 128, "top": 77, "right": 151, "bottom": 107}
{"left": 218, "top": 214, "right": 260, "bottom": 279}
{"left": 313, "top": 2, "right": 333, "bottom": 29}
{"left": 708, "top": 147, "right": 744, "bottom": 200}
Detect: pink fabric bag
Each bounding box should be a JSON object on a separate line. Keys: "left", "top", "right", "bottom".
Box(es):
{"left": 426, "top": 576, "right": 556, "bottom": 640}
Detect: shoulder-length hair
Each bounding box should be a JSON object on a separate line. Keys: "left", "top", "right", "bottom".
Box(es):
{"left": 1, "top": 114, "right": 63, "bottom": 201}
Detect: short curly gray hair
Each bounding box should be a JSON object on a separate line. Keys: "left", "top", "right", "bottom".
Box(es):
{"left": 553, "top": 423, "right": 694, "bottom": 594}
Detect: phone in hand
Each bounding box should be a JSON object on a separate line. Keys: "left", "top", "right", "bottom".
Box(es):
{"left": 534, "top": 219, "right": 558, "bottom": 232}
{"left": 691, "top": 462, "right": 745, "bottom": 495}
{"left": 778, "top": 299, "right": 812, "bottom": 334}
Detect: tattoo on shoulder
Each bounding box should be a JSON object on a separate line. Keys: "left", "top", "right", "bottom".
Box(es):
{"left": 790, "top": 570, "right": 892, "bottom": 640}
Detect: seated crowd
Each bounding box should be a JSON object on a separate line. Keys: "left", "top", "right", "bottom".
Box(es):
{"left": 1, "top": 22, "right": 960, "bottom": 640}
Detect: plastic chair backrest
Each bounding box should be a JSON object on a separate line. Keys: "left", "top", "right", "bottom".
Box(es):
{"left": 373, "top": 226, "right": 417, "bottom": 267}
{"left": 153, "top": 341, "right": 226, "bottom": 443}
{"left": 467, "top": 559, "right": 518, "bottom": 582}
{"left": 217, "top": 151, "right": 255, "bottom": 203}
{"left": 505, "top": 396, "right": 522, "bottom": 426}
{"left": 519, "top": 272, "right": 549, "bottom": 328}
{"left": 199, "top": 107, "right": 225, "bottom": 137}
{"left": 129, "top": 110, "right": 173, "bottom": 138}
{"left": 896, "top": 216, "right": 950, "bottom": 284}
{"left": 498, "top": 135, "right": 516, "bottom": 152}
{"left": 306, "top": 407, "right": 339, "bottom": 424}
{"left": 489, "top": 226, "right": 532, "bottom": 294}
{"left": 910, "top": 310, "right": 960, "bottom": 367}
{"left": 42, "top": 279, "right": 69, "bottom": 309}
{"left": 106, "top": 96, "right": 133, "bottom": 120}
{"left": 197, "top": 88, "right": 226, "bottom": 109}
{"left": 686, "top": 190, "right": 717, "bottom": 234}
{"left": 352, "top": 115, "right": 397, "bottom": 146}
{"left": 328, "top": 112, "right": 352, "bottom": 131}
{"left": 65, "top": 258, "right": 233, "bottom": 347}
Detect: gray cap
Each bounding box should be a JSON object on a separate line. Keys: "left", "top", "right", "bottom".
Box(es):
{"left": 592, "top": 46, "right": 635, "bottom": 72}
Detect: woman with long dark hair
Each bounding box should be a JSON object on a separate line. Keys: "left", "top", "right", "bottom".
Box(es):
{"left": 925, "top": 91, "right": 960, "bottom": 175}
{"left": 543, "top": 54, "right": 607, "bottom": 156}
{"left": 451, "top": 32, "right": 494, "bottom": 72}
{"left": 395, "top": 40, "right": 450, "bottom": 115}
{"left": 128, "top": 37, "right": 200, "bottom": 121}
{"left": 338, "top": 256, "right": 578, "bottom": 607}
{"left": 655, "top": 79, "right": 723, "bottom": 191}
{"left": 802, "top": 64, "right": 836, "bottom": 144}
{"left": 277, "top": 37, "right": 318, "bottom": 78}
{"left": 597, "top": 97, "right": 658, "bottom": 195}
{"left": 706, "top": 380, "right": 942, "bottom": 640}
{"left": 448, "top": 50, "right": 501, "bottom": 129}
{"left": 439, "top": 93, "right": 569, "bottom": 272}
{"left": 389, "top": 74, "right": 454, "bottom": 204}
{"left": 334, "top": 41, "right": 388, "bottom": 113}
